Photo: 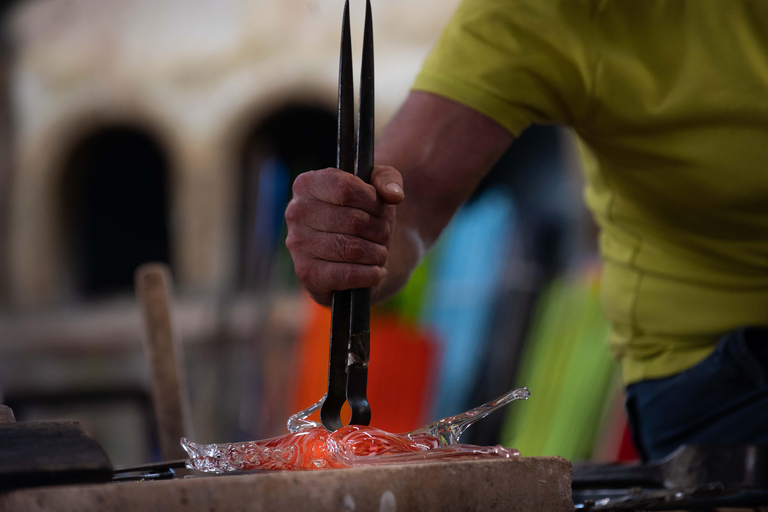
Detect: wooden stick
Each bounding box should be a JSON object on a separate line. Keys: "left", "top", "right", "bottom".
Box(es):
{"left": 135, "top": 263, "right": 191, "bottom": 461}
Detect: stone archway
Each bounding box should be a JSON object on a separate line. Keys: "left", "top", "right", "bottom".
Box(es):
{"left": 237, "top": 104, "right": 336, "bottom": 291}
{"left": 61, "top": 125, "right": 171, "bottom": 297}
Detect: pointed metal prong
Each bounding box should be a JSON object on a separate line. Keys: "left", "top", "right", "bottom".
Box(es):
{"left": 347, "top": 0, "right": 374, "bottom": 427}
{"left": 322, "top": 0, "right": 356, "bottom": 433}
{"left": 337, "top": 0, "right": 355, "bottom": 176}
{"left": 355, "top": 0, "right": 374, "bottom": 184}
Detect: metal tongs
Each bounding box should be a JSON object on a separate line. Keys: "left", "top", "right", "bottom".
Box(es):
{"left": 320, "top": 0, "right": 374, "bottom": 432}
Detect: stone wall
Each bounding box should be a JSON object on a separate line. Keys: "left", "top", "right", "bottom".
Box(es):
{"left": 4, "top": 0, "right": 462, "bottom": 305}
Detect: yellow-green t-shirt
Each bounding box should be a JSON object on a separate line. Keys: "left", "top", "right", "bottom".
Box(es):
{"left": 413, "top": 0, "right": 768, "bottom": 384}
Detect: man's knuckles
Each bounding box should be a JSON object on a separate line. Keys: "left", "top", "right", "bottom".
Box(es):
{"left": 292, "top": 259, "right": 315, "bottom": 286}
{"left": 301, "top": 260, "right": 384, "bottom": 294}
{"left": 342, "top": 208, "right": 390, "bottom": 242}
{"left": 284, "top": 197, "right": 309, "bottom": 225}
{"left": 330, "top": 234, "right": 387, "bottom": 265}
{"left": 335, "top": 263, "right": 385, "bottom": 289}
{"left": 291, "top": 170, "right": 315, "bottom": 196}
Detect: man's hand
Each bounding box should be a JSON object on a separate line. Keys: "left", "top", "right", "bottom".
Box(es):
{"left": 285, "top": 91, "right": 513, "bottom": 307}
{"left": 285, "top": 165, "right": 405, "bottom": 306}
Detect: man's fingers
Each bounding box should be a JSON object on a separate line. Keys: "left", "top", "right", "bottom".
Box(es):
{"left": 371, "top": 165, "right": 405, "bottom": 204}
{"left": 296, "top": 260, "right": 387, "bottom": 306}
{"left": 293, "top": 168, "right": 389, "bottom": 217}
{"left": 286, "top": 226, "right": 388, "bottom": 267}
{"left": 286, "top": 198, "right": 391, "bottom": 244}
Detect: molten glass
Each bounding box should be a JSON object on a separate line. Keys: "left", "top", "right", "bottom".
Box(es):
{"left": 183, "top": 386, "right": 529, "bottom": 472}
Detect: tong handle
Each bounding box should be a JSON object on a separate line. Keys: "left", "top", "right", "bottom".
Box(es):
{"left": 321, "top": 0, "right": 374, "bottom": 431}
{"left": 321, "top": 290, "right": 352, "bottom": 432}
{"left": 347, "top": 288, "right": 371, "bottom": 425}
{"left": 345, "top": 0, "right": 374, "bottom": 427}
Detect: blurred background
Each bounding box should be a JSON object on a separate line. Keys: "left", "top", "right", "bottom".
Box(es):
{"left": 0, "top": 0, "right": 635, "bottom": 466}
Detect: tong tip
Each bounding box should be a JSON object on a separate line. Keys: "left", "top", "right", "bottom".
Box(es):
{"left": 337, "top": 0, "right": 355, "bottom": 173}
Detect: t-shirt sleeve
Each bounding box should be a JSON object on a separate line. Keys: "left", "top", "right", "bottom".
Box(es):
{"left": 413, "top": 0, "right": 594, "bottom": 136}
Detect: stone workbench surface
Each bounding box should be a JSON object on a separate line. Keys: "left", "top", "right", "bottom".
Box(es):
{"left": 0, "top": 456, "right": 572, "bottom": 512}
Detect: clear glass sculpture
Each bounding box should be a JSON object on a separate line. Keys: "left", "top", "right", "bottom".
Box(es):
{"left": 182, "top": 386, "right": 530, "bottom": 472}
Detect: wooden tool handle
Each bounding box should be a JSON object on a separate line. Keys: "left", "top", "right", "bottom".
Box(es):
{"left": 135, "top": 263, "right": 191, "bottom": 461}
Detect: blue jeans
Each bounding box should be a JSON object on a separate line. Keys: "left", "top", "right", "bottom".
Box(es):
{"left": 626, "top": 327, "right": 768, "bottom": 462}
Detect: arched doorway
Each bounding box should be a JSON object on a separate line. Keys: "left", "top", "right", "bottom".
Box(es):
{"left": 61, "top": 125, "right": 171, "bottom": 297}
{"left": 238, "top": 104, "right": 336, "bottom": 291}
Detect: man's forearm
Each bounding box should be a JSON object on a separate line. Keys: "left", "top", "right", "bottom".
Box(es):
{"left": 370, "top": 91, "right": 514, "bottom": 302}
